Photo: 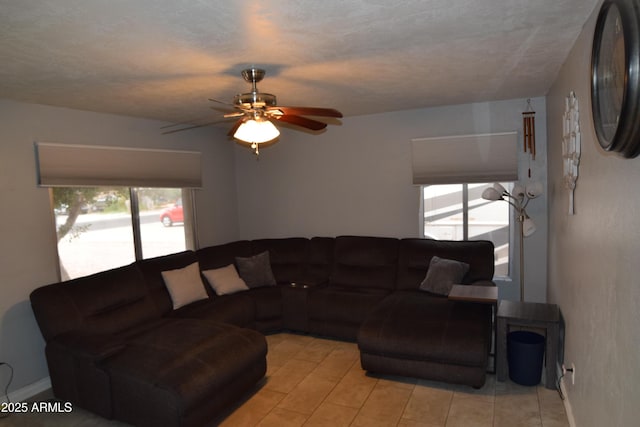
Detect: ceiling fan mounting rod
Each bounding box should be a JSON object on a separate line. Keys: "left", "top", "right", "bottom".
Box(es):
{"left": 235, "top": 68, "right": 277, "bottom": 109}
{"left": 242, "top": 68, "right": 265, "bottom": 92}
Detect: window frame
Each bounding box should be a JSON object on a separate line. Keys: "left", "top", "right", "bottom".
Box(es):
{"left": 50, "top": 187, "right": 197, "bottom": 281}
{"left": 419, "top": 183, "right": 514, "bottom": 279}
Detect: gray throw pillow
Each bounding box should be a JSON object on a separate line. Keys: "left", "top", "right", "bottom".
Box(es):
{"left": 235, "top": 251, "right": 277, "bottom": 288}
{"left": 419, "top": 256, "right": 470, "bottom": 296}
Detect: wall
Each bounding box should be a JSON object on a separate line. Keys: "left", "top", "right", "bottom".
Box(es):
{"left": 546, "top": 1, "right": 640, "bottom": 426}
{"left": 0, "top": 99, "right": 239, "bottom": 397}
{"left": 235, "top": 97, "right": 548, "bottom": 302}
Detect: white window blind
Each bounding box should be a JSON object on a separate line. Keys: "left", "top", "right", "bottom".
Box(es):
{"left": 410, "top": 132, "right": 518, "bottom": 185}
{"left": 35, "top": 143, "right": 202, "bottom": 188}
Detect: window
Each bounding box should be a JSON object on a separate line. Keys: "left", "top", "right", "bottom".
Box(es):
{"left": 421, "top": 183, "right": 511, "bottom": 277}
{"left": 52, "top": 187, "right": 194, "bottom": 280}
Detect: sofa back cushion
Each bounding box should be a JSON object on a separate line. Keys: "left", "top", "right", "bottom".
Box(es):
{"left": 30, "top": 263, "right": 157, "bottom": 341}
{"left": 136, "top": 250, "right": 200, "bottom": 316}
{"left": 396, "top": 239, "right": 495, "bottom": 290}
{"left": 307, "top": 237, "right": 335, "bottom": 285}
{"left": 330, "top": 236, "right": 399, "bottom": 290}
{"left": 197, "top": 241, "right": 254, "bottom": 270}
{"left": 251, "top": 238, "right": 310, "bottom": 284}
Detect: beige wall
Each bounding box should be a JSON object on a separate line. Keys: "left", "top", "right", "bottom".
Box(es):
{"left": 0, "top": 99, "right": 239, "bottom": 396}
{"left": 546, "top": 1, "right": 640, "bottom": 425}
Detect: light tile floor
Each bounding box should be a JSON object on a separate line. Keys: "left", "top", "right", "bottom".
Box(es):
{"left": 218, "top": 333, "right": 570, "bottom": 427}
{"left": 1, "top": 332, "right": 569, "bottom": 427}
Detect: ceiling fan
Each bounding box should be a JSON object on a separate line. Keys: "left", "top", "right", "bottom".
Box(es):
{"left": 162, "top": 67, "right": 343, "bottom": 156}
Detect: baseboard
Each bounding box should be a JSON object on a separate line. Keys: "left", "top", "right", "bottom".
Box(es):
{"left": 556, "top": 363, "right": 577, "bottom": 427}
{"left": 0, "top": 377, "right": 51, "bottom": 404}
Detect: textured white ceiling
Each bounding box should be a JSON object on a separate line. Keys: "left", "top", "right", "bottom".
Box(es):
{"left": 0, "top": 0, "right": 599, "bottom": 124}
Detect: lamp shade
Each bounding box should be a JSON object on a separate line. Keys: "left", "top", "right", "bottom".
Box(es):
{"left": 526, "top": 181, "right": 543, "bottom": 198}
{"left": 511, "top": 184, "right": 526, "bottom": 199}
{"left": 482, "top": 187, "right": 503, "bottom": 201}
{"left": 522, "top": 217, "right": 537, "bottom": 237}
{"left": 233, "top": 119, "right": 280, "bottom": 144}
{"left": 492, "top": 182, "right": 507, "bottom": 194}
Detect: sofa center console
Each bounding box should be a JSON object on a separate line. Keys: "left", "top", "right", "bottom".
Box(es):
{"left": 282, "top": 282, "right": 317, "bottom": 331}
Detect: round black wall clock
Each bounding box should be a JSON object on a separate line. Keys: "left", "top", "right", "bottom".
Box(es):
{"left": 591, "top": 0, "right": 640, "bottom": 158}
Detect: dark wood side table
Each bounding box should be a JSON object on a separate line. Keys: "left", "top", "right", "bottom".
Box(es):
{"left": 448, "top": 285, "right": 498, "bottom": 373}
{"left": 496, "top": 300, "right": 560, "bottom": 389}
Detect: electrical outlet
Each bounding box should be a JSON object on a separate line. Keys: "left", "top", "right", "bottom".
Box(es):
{"left": 571, "top": 363, "right": 576, "bottom": 385}
{"left": 562, "top": 363, "right": 576, "bottom": 385}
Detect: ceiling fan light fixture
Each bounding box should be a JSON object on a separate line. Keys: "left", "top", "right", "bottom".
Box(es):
{"left": 163, "top": 67, "right": 342, "bottom": 157}
{"left": 233, "top": 118, "right": 280, "bottom": 144}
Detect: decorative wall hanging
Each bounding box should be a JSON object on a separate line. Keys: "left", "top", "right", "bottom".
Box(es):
{"left": 562, "top": 92, "right": 581, "bottom": 215}
{"left": 522, "top": 99, "right": 536, "bottom": 177}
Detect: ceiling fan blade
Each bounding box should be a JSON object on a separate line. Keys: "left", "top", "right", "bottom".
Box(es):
{"left": 227, "top": 118, "right": 245, "bottom": 137}
{"left": 161, "top": 119, "right": 228, "bottom": 135}
{"left": 267, "top": 106, "right": 343, "bottom": 118}
{"left": 223, "top": 111, "right": 246, "bottom": 118}
{"left": 273, "top": 114, "right": 327, "bottom": 131}
{"left": 208, "top": 98, "right": 235, "bottom": 107}
{"left": 160, "top": 114, "right": 220, "bottom": 130}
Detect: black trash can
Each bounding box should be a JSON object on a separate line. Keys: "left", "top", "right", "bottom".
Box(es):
{"left": 507, "top": 330, "right": 545, "bottom": 386}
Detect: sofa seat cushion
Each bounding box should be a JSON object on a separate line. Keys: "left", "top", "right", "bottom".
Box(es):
{"left": 309, "top": 286, "right": 391, "bottom": 323}
{"left": 106, "top": 318, "right": 267, "bottom": 426}
{"left": 307, "top": 286, "right": 391, "bottom": 339}
{"left": 169, "top": 294, "right": 256, "bottom": 328}
{"left": 358, "top": 291, "right": 491, "bottom": 367}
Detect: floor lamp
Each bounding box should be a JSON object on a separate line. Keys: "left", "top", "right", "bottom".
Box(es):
{"left": 482, "top": 182, "right": 542, "bottom": 301}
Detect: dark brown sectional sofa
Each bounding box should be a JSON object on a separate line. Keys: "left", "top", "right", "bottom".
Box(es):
{"left": 30, "top": 236, "right": 495, "bottom": 427}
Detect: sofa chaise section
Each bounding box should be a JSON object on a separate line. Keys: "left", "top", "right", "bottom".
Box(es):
{"left": 30, "top": 251, "right": 268, "bottom": 427}
{"left": 358, "top": 291, "right": 492, "bottom": 387}
{"left": 106, "top": 318, "right": 266, "bottom": 427}
{"left": 357, "top": 238, "right": 496, "bottom": 387}
{"left": 30, "top": 262, "right": 158, "bottom": 418}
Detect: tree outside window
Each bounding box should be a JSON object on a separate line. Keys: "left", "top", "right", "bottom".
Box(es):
{"left": 52, "top": 187, "right": 192, "bottom": 280}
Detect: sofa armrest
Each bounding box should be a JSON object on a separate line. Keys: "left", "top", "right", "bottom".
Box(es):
{"left": 470, "top": 280, "right": 496, "bottom": 287}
